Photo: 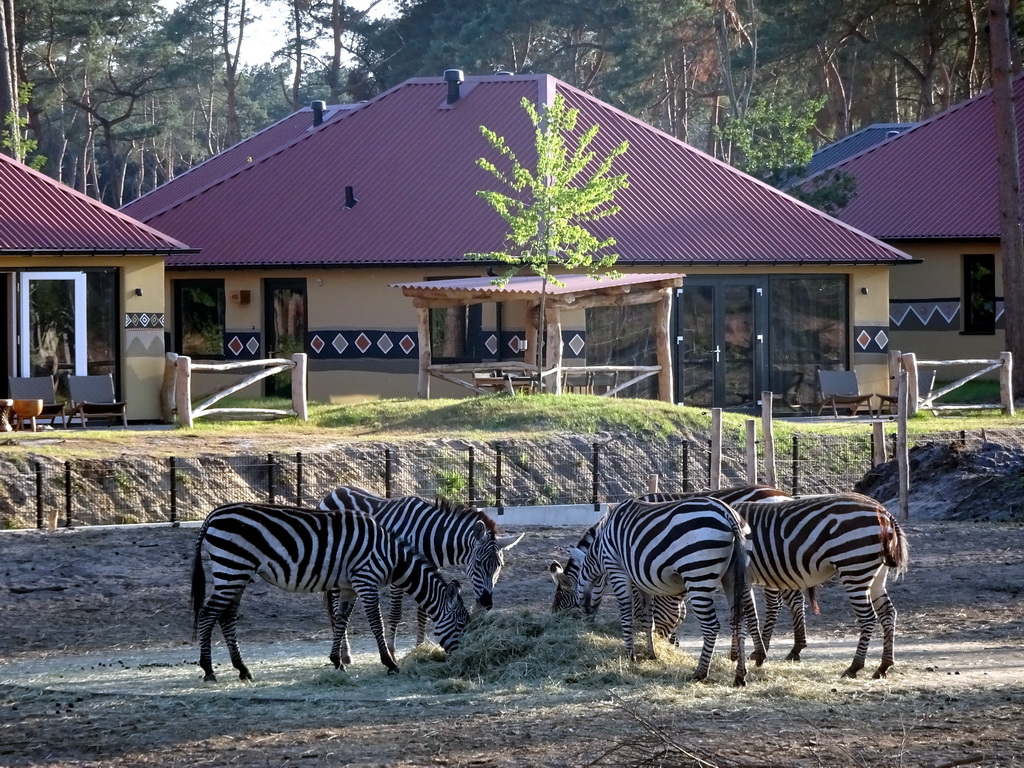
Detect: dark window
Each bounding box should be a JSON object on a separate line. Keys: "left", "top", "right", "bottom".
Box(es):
{"left": 586, "top": 303, "right": 658, "bottom": 399}
{"left": 963, "top": 254, "right": 996, "bottom": 334}
{"left": 769, "top": 276, "right": 848, "bottom": 409}
{"left": 86, "top": 270, "right": 119, "bottom": 379}
{"left": 430, "top": 304, "right": 483, "bottom": 362}
{"left": 174, "top": 279, "right": 225, "bottom": 358}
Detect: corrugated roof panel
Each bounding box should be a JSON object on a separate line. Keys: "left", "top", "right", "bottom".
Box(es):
{"left": 0, "top": 152, "right": 192, "bottom": 253}
{"left": 825, "top": 76, "right": 1024, "bottom": 239}
{"left": 393, "top": 272, "right": 683, "bottom": 296}
{"left": 134, "top": 73, "right": 910, "bottom": 269}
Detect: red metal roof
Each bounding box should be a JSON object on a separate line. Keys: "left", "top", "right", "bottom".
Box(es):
{"left": 820, "top": 74, "right": 1024, "bottom": 240}
{"left": 123, "top": 104, "right": 355, "bottom": 222}
{"left": 0, "top": 152, "right": 193, "bottom": 254}
{"left": 124, "top": 73, "right": 910, "bottom": 269}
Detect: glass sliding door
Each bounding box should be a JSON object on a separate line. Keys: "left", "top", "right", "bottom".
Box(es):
{"left": 677, "top": 278, "right": 766, "bottom": 409}
{"left": 264, "top": 278, "right": 307, "bottom": 397}
{"left": 19, "top": 272, "right": 88, "bottom": 379}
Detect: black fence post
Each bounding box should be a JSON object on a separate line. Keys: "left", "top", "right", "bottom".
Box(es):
{"left": 791, "top": 434, "right": 800, "bottom": 495}
{"left": 494, "top": 444, "right": 503, "bottom": 515}
{"left": 64, "top": 461, "right": 73, "bottom": 528}
{"left": 592, "top": 442, "right": 601, "bottom": 511}
{"left": 467, "top": 446, "right": 476, "bottom": 506}
{"left": 385, "top": 448, "right": 394, "bottom": 498}
{"left": 35, "top": 461, "right": 43, "bottom": 529}
{"left": 296, "top": 452, "right": 304, "bottom": 506}
{"left": 169, "top": 456, "right": 178, "bottom": 525}
{"left": 268, "top": 453, "right": 276, "bottom": 503}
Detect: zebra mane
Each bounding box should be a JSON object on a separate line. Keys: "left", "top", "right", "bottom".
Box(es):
{"left": 434, "top": 496, "right": 497, "bottom": 534}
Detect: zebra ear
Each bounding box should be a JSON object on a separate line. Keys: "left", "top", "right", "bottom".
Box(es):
{"left": 497, "top": 532, "right": 525, "bottom": 550}
{"left": 472, "top": 519, "right": 488, "bottom": 541}
{"left": 549, "top": 561, "right": 570, "bottom": 586}
{"left": 445, "top": 580, "right": 462, "bottom": 602}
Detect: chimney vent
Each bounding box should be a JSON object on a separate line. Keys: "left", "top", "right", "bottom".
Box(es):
{"left": 344, "top": 185, "right": 358, "bottom": 209}
{"left": 444, "top": 69, "right": 464, "bottom": 104}
{"left": 311, "top": 100, "right": 326, "bottom": 126}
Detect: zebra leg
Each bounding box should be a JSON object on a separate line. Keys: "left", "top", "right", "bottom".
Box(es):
{"left": 870, "top": 571, "right": 897, "bottom": 679}
{"left": 607, "top": 571, "right": 638, "bottom": 661}
{"left": 687, "top": 590, "right": 720, "bottom": 683}
{"left": 761, "top": 587, "right": 783, "bottom": 660}
{"left": 783, "top": 589, "right": 808, "bottom": 661}
{"left": 416, "top": 607, "right": 430, "bottom": 648}
{"left": 329, "top": 598, "right": 356, "bottom": 668}
{"left": 842, "top": 585, "right": 878, "bottom": 679}
{"left": 196, "top": 598, "right": 227, "bottom": 682}
{"left": 720, "top": 565, "right": 755, "bottom": 686}
{"left": 640, "top": 593, "right": 657, "bottom": 660}
{"left": 217, "top": 596, "right": 254, "bottom": 681}
{"left": 357, "top": 586, "right": 400, "bottom": 674}
{"left": 386, "top": 586, "right": 404, "bottom": 656}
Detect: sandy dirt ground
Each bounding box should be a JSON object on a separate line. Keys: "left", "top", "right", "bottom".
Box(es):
{"left": 0, "top": 513, "right": 1022, "bottom": 768}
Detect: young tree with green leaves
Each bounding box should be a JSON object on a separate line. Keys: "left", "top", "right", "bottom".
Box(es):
{"left": 469, "top": 93, "right": 629, "bottom": 390}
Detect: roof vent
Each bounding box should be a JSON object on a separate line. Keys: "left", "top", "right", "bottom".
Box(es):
{"left": 885, "top": 130, "right": 901, "bottom": 138}
{"left": 344, "top": 185, "right": 358, "bottom": 209}
{"left": 444, "top": 69, "right": 464, "bottom": 104}
{"left": 494, "top": 70, "right": 514, "bottom": 76}
{"left": 311, "top": 100, "right": 326, "bottom": 127}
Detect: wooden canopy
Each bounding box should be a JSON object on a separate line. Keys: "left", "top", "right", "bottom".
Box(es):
{"left": 392, "top": 273, "right": 684, "bottom": 400}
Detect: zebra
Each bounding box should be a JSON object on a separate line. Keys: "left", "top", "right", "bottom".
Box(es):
{"left": 733, "top": 492, "right": 909, "bottom": 678}
{"left": 191, "top": 502, "right": 470, "bottom": 680}
{"left": 550, "top": 485, "right": 788, "bottom": 643}
{"left": 570, "top": 495, "right": 764, "bottom": 686}
{"left": 319, "top": 486, "right": 523, "bottom": 650}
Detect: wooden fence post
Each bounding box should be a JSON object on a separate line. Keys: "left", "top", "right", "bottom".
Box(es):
{"left": 761, "top": 392, "right": 776, "bottom": 487}
{"left": 174, "top": 356, "right": 193, "bottom": 428}
{"left": 161, "top": 352, "right": 178, "bottom": 424}
{"left": 897, "top": 370, "right": 909, "bottom": 520}
{"left": 1000, "top": 351, "right": 1014, "bottom": 415}
{"left": 710, "top": 408, "right": 723, "bottom": 491}
{"left": 745, "top": 419, "right": 758, "bottom": 485}
{"left": 901, "top": 352, "right": 919, "bottom": 417}
{"left": 291, "top": 353, "right": 308, "bottom": 421}
{"left": 872, "top": 421, "right": 888, "bottom": 466}
{"left": 888, "top": 349, "right": 902, "bottom": 398}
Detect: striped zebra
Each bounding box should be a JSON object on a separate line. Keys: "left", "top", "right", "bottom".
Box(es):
{"left": 319, "top": 486, "right": 523, "bottom": 649}
{"left": 550, "top": 485, "right": 787, "bottom": 642}
{"left": 191, "top": 502, "right": 470, "bottom": 680}
{"left": 733, "top": 492, "right": 909, "bottom": 678}
{"left": 570, "top": 496, "right": 764, "bottom": 686}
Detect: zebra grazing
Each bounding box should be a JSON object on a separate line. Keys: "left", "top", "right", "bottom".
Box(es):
{"left": 550, "top": 485, "right": 788, "bottom": 642}
{"left": 571, "top": 496, "right": 764, "bottom": 686}
{"left": 734, "top": 492, "right": 909, "bottom": 679}
{"left": 191, "top": 502, "right": 470, "bottom": 681}
{"left": 319, "top": 486, "right": 523, "bottom": 649}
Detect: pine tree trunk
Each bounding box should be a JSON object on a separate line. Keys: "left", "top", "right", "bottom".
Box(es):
{"left": 989, "top": 0, "right": 1024, "bottom": 394}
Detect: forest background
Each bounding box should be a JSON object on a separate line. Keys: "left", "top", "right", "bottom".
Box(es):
{"left": 0, "top": 0, "right": 1022, "bottom": 209}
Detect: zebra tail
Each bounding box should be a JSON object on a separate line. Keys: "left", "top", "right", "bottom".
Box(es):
{"left": 190, "top": 518, "right": 211, "bottom": 642}
{"left": 885, "top": 515, "right": 911, "bottom": 577}
{"left": 729, "top": 524, "right": 747, "bottom": 636}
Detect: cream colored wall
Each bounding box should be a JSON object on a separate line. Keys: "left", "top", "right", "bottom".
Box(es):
{"left": 2, "top": 254, "right": 166, "bottom": 421}
{"left": 887, "top": 240, "right": 1005, "bottom": 366}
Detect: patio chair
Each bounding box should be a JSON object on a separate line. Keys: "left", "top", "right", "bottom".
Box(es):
{"left": 562, "top": 371, "right": 592, "bottom": 394}
{"left": 67, "top": 374, "right": 127, "bottom": 428}
{"left": 815, "top": 368, "right": 875, "bottom": 417}
{"left": 7, "top": 376, "right": 67, "bottom": 429}
{"left": 591, "top": 371, "right": 618, "bottom": 397}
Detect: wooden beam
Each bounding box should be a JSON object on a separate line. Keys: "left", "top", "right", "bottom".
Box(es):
{"left": 416, "top": 307, "right": 431, "bottom": 399}
{"left": 546, "top": 305, "right": 563, "bottom": 393}
{"left": 174, "top": 355, "right": 193, "bottom": 428}
{"left": 654, "top": 287, "right": 673, "bottom": 402}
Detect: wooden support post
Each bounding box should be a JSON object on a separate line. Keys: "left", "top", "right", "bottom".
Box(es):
{"left": 161, "top": 352, "right": 178, "bottom": 424}
{"left": 647, "top": 474, "right": 659, "bottom": 493}
{"left": 901, "top": 352, "right": 919, "bottom": 417}
{"left": 888, "top": 349, "right": 902, "bottom": 398}
{"left": 416, "top": 308, "right": 431, "bottom": 399}
{"left": 291, "top": 353, "right": 308, "bottom": 421}
{"left": 1000, "top": 351, "right": 1014, "bottom": 415}
{"left": 174, "top": 355, "right": 193, "bottom": 428}
{"left": 655, "top": 288, "right": 674, "bottom": 402}
{"left": 524, "top": 302, "right": 539, "bottom": 367}
{"left": 546, "top": 305, "right": 563, "bottom": 394}
{"left": 897, "top": 370, "right": 909, "bottom": 520}
{"left": 872, "top": 421, "right": 888, "bottom": 466}
{"left": 745, "top": 419, "right": 758, "bottom": 485}
{"left": 761, "top": 391, "right": 776, "bottom": 487}
{"left": 710, "top": 408, "right": 723, "bottom": 491}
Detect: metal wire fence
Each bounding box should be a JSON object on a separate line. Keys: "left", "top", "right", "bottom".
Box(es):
{"left": 3, "top": 426, "right": 1022, "bottom": 529}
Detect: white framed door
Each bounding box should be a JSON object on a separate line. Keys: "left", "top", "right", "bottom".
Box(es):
{"left": 18, "top": 272, "right": 88, "bottom": 378}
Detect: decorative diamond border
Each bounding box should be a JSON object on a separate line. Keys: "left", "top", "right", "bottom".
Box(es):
{"left": 854, "top": 325, "right": 889, "bottom": 354}
{"left": 124, "top": 312, "right": 165, "bottom": 330}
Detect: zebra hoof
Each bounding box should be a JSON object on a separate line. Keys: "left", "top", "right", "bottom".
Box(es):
{"left": 733, "top": 675, "right": 746, "bottom": 688}
{"left": 203, "top": 672, "right": 218, "bottom": 682}
{"left": 386, "top": 666, "right": 400, "bottom": 676}
{"left": 750, "top": 652, "right": 766, "bottom": 667}
{"left": 872, "top": 664, "right": 891, "bottom": 679}
{"left": 239, "top": 669, "right": 253, "bottom": 682}
{"left": 842, "top": 665, "right": 862, "bottom": 679}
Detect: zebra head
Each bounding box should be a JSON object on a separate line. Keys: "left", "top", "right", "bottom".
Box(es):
{"left": 432, "top": 579, "right": 471, "bottom": 652}
{"left": 548, "top": 560, "right": 577, "bottom": 613}
{"left": 569, "top": 545, "right": 605, "bottom": 617}
{"left": 468, "top": 519, "right": 524, "bottom": 610}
